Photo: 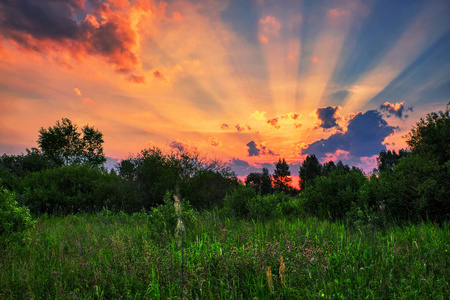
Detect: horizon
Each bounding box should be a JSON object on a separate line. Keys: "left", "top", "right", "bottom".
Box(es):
{"left": 1, "top": 0, "right": 450, "bottom": 177}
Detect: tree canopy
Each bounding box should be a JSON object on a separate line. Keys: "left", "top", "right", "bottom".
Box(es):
{"left": 37, "top": 118, "right": 106, "bottom": 167}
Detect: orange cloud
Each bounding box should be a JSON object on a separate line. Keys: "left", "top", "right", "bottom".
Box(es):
{"left": 0, "top": 0, "right": 151, "bottom": 74}
{"left": 74, "top": 88, "right": 82, "bottom": 97}
{"left": 266, "top": 117, "right": 281, "bottom": 129}
{"left": 82, "top": 97, "right": 97, "bottom": 108}
{"left": 153, "top": 70, "right": 166, "bottom": 80}
{"left": 209, "top": 136, "right": 221, "bottom": 147}
{"left": 128, "top": 74, "right": 146, "bottom": 83}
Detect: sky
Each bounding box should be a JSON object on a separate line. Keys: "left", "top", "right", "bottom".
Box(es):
{"left": 1, "top": 0, "right": 450, "bottom": 180}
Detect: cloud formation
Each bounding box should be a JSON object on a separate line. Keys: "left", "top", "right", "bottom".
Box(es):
{"left": 169, "top": 140, "right": 189, "bottom": 152}
{"left": 258, "top": 15, "right": 281, "bottom": 43}
{"left": 0, "top": 0, "right": 150, "bottom": 72}
{"left": 266, "top": 117, "right": 281, "bottom": 129}
{"left": 246, "top": 141, "right": 276, "bottom": 157}
{"left": 209, "top": 136, "right": 220, "bottom": 147}
{"left": 379, "top": 102, "right": 413, "bottom": 119}
{"left": 247, "top": 141, "right": 261, "bottom": 156}
{"left": 302, "top": 110, "right": 396, "bottom": 160}
{"left": 74, "top": 87, "right": 97, "bottom": 107}
{"left": 128, "top": 74, "right": 146, "bottom": 84}
{"left": 315, "top": 106, "right": 341, "bottom": 130}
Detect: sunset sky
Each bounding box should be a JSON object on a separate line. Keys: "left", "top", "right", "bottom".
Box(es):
{"left": 1, "top": 0, "right": 450, "bottom": 178}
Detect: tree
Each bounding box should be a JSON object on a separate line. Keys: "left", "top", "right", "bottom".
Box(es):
{"left": 406, "top": 103, "right": 450, "bottom": 165}
{"left": 37, "top": 118, "right": 106, "bottom": 166}
{"left": 245, "top": 167, "right": 272, "bottom": 195}
{"left": 299, "top": 155, "right": 322, "bottom": 190}
{"left": 377, "top": 149, "right": 409, "bottom": 172}
{"left": 273, "top": 158, "right": 292, "bottom": 193}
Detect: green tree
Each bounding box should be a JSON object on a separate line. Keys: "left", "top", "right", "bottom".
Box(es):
{"left": 37, "top": 118, "right": 106, "bottom": 166}
{"left": 299, "top": 155, "right": 322, "bottom": 190}
{"left": 301, "top": 168, "right": 367, "bottom": 221}
{"left": 245, "top": 167, "right": 272, "bottom": 195}
{"left": 406, "top": 103, "right": 450, "bottom": 165}
{"left": 377, "top": 149, "right": 409, "bottom": 172}
{"left": 273, "top": 158, "right": 292, "bottom": 193}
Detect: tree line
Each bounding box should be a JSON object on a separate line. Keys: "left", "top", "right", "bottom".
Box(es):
{"left": 1, "top": 104, "right": 449, "bottom": 232}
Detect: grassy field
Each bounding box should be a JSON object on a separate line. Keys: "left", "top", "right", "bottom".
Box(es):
{"left": 1, "top": 210, "right": 449, "bottom": 299}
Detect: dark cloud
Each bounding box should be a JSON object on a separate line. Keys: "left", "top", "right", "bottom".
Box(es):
{"left": 246, "top": 141, "right": 277, "bottom": 157}
{"left": 0, "top": 0, "right": 80, "bottom": 40}
{"left": 235, "top": 124, "right": 245, "bottom": 132}
{"left": 169, "top": 140, "right": 188, "bottom": 152}
{"left": 302, "top": 110, "right": 396, "bottom": 159}
{"left": 235, "top": 124, "right": 251, "bottom": 132}
{"left": 316, "top": 106, "right": 340, "bottom": 129}
{"left": 379, "top": 102, "right": 413, "bottom": 119}
{"left": 0, "top": 0, "right": 143, "bottom": 72}
{"left": 246, "top": 141, "right": 260, "bottom": 156}
{"left": 226, "top": 158, "right": 260, "bottom": 177}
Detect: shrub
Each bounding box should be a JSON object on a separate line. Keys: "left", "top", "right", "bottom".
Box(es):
{"left": 301, "top": 169, "right": 367, "bottom": 221}
{"left": 148, "top": 192, "right": 197, "bottom": 241}
{"left": 222, "top": 185, "right": 256, "bottom": 218}
{"left": 20, "top": 164, "right": 138, "bottom": 214}
{"left": 0, "top": 188, "right": 35, "bottom": 245}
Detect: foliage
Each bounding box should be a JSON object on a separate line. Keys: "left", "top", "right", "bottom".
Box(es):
{"left": 359, "top": 104, "right": 450, "bottom": 223}
{"left": 222, "top": 184, "right": 257, "bottom": 218}
{"left": 148, "top": 192, "right": 198, "bottom": 242}
{"left": 406, "top": 103, "right": 450, "bottom": 165}
{"left": 19, "top": 164, "right": 138, "bottom": 215}
{"left": 272, "top": 158, "right": 293, "bottom": 193}
{"left": 301, "top": 168, "right": 368, "bottom": 221}
{"left": 37, "top": 118, "right": 106, "bottom": 167}
{"left": 247, "top": 192, "right": 293, "bottom": 220}
{"left": 0, "top": 148, "right": 57, "bottom": 190}
{"left": 117, "top": 147, "right": 237, "bottom": 210}
{"left": 245, "top": 167, "right": 272, "bottom": 195}
{"left": 299, "top": 154, "right": 322, "bottom": 190}
{"left": 0, "top": 188, "right": 35, "bottom": 245}
{"left": 376, "top": 149, "right": 409, "bottom": 172}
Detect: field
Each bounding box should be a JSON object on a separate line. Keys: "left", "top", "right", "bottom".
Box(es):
{"left": 1, "top": 210, "right": 449, "bottom": 299}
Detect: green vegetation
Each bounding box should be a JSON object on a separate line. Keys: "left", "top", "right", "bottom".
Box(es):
{"left": 0, "top": 212, "right": 448, "bottom": 299}
{"left": 0, "top": 188, "right": 35, "bottom": 246}
{"left": 0, "top": 104, "right": 449, "bottom": 298}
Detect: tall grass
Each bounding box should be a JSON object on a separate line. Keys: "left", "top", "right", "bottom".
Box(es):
{"left": 0, "top": 210, "right": 449, "bottom": 299}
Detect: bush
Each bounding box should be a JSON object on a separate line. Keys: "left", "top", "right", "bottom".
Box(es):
{"left": 148, "top": 192, "right": 197, "bottom": 241}
{"left": 222, "top": 185, "right": 256, "bottom": 218}
{"left": 0, "top": 188, "right": 35, "bottom": 245}
{"left": 20, "top": 164, "right": 138, "bottom": 215}
{"left": 301, "top": 169, "right": 367, "bottom": 221}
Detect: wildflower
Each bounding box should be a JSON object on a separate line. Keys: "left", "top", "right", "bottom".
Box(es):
{"left": 322, "top": 293, "right": 325, "bottom": 297}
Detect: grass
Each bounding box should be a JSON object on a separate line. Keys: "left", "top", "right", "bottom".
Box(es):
{"left": 1, "top": 210, "right": 449, "bottom": 299}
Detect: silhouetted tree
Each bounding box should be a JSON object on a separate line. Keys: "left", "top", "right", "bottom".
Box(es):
{"left": 38, "top": 118, "right": 106, "bottom": 166}
{"left": 245, "top": 167, "right": 272, "bottom": 195}
{"left": 377, "top": 149, "right": 409, "bottom": 172}
{"left": 273, "top": 158, "right": 292, "bottom": 193}
{"left": 299, "top": 155, "right": 322, "bottom": 190}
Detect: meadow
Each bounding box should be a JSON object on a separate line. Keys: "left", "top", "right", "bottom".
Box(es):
{"left": 1, "top": 209, "right": 449, "bottom": 299}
